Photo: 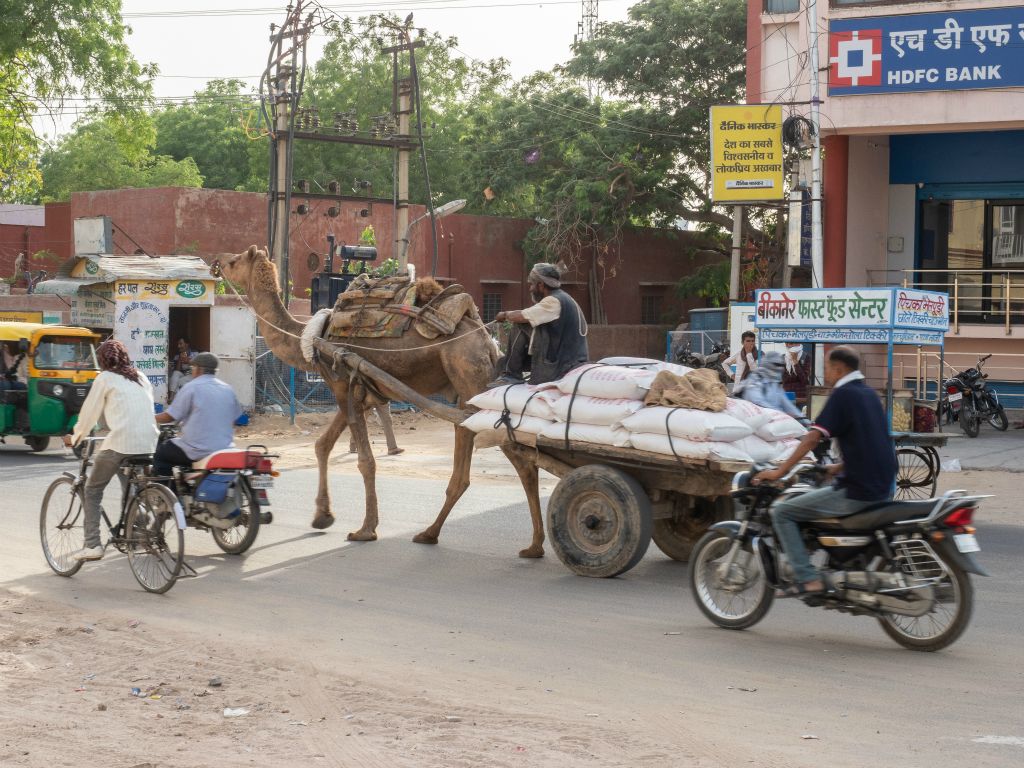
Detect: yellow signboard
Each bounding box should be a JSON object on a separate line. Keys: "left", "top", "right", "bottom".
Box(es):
{"left": 0, "top": 310, "right": 43, "bottom": 323}
{"left": 710, "top": 105, "right": 785, "bottom": 202}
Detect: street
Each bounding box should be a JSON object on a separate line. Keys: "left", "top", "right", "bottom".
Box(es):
{"left": 1, "top": 439, "right": 1022, "bottom": 767}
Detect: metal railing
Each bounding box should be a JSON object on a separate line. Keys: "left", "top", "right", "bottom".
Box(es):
{"left": 893, "top": 347, "right": 1024, "bottom": 410}
{"left": 867, "top": 269, "right": 1024, "bottom": 335}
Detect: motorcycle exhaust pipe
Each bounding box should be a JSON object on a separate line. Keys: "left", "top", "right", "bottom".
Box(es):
{"left": 260, "top": 511, "right": 273, "bottom": 525}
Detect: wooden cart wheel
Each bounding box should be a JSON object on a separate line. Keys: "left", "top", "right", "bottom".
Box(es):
{"left": 894, "top": 448, "right": 936, "bottom": 500}
{"left": 652, "top": 496, "right": 732, "bottom": 563}
{"left": 546, "top": 464, "right": 653, "bottom": 578}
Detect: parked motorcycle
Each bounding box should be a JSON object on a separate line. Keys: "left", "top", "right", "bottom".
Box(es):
{"left": 160, "top": 426, "right": 276, "bottom": 554}
{"left": 689, "top": 465, "right": 988, "bottom": 651}
{"left": 675, "top": 342, "right": 730, "bottom": 384}
{"left": 939, "top": 354, "right": 1008, "bottom": 437}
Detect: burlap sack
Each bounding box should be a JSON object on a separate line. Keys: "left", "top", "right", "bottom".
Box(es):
{"left": 642, "top": 368, "right": 727, "bottom": 412}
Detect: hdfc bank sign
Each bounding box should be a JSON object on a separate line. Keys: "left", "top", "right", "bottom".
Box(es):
{"left": 829, "top": 7, "right": 1024, "bottom": 95}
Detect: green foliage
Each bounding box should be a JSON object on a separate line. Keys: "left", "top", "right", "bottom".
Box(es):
{"left": 369, "top": 257, "right": 400, "bottom": 278}
{"left": 39, "top": 112, "right": 202, "bottom": 201}
{"left": 359, "top": 224, "right": 376, "bottom": 245}
{"left": 153, "top": 80, "right": 265, "bottom": 192}
{"left": 675, "top": 260, "right": 731, "bottom": 307}
{"left": 0, "top": 0, "right": 155, "bottom": 202}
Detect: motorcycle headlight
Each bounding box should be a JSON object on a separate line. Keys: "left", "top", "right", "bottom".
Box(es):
{"left": 52, "top": 384, "right": 64, "bottom": 397}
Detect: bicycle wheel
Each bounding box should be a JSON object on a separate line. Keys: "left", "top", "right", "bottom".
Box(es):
{"left": 125, "top": 485, "right": 184, "bottom": 594}
{"left": 211, "top": 477, "right": 261, "bottom": 554}
{"left": 40, "top": 477, "right": 85, "bottom": 577}
{"left": 895, "top": 448, "right": 935, "bottom": 500}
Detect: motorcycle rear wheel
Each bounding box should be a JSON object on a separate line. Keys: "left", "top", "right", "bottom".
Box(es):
{"left": 211, "top": 478, "right": 261, "bottom": 554}
{"left": 877, "top": 558, "right": 973, "bottom": 652}
{"left": 689, "top": 531, "right": 773, "bottom": 630}
{"left": 960, "top": 404, "right": 980, "bottom": 438}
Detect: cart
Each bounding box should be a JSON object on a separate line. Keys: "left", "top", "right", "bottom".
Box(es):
{"left": 505, "top": 434, "right": 747, "bottom": 578}
{"left": 754, "top": 287, "right": 952, "bottom": 502}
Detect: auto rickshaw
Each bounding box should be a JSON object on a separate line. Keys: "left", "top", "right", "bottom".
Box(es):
{"left": 0, "top": 322, "right": 100, "bottom": 452}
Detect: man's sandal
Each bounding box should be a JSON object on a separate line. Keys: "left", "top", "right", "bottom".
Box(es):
{"left": 775, "top": 582, "right": 827, "bottom": 599}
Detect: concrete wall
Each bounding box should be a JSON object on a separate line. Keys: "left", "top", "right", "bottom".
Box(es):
{"left": 886, "top": 184, "right": 917, "bottom": 277}
{"left": 844, "top": 136, "right": 891, "bottom": 287}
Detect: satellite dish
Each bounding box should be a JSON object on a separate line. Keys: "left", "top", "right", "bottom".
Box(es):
{"left": 307, "top": 252, "right": 321, "bottom": 272}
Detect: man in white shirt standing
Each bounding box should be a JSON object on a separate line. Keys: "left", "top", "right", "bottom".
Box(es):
{"left": 66, "top": 340, "right": 159, "bottom": 562}
{"left": 489, "top": 263, "right": 589, "bottom": 386}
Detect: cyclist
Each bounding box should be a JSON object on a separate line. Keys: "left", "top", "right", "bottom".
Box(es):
{"left": 65, "top": 340, "right": 159, "bottom": 562}
{"left": 154, "top": 352, "right": 242, "bottom": 477}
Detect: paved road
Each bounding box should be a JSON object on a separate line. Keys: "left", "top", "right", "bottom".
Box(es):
{"left": 2, "top": 444, "right": 1022, "bottom": 767}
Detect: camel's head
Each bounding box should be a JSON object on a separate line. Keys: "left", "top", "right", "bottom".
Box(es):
{"left": 213, "top": 245, "right": 279, "bottom": 293}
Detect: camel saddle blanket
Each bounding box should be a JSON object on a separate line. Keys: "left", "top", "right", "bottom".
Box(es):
{"left": 325, "top": 274, "right": 480, "bottom": 340}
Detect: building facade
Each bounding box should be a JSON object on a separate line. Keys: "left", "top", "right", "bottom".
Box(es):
{"left": 748, "top": 0, "right": 1024, "bottom": 403}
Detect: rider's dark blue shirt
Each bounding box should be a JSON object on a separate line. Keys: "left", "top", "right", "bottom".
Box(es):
{"left": 813, "top": 376, "right": 896, "bottom": 502}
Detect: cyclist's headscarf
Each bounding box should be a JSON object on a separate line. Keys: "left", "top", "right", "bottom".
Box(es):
{"left": 97, "top": 339, "right": 143, "bottom": 386}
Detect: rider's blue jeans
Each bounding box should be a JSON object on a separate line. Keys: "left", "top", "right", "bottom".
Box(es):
{"left": 770, "top": 485, "right": 876, "bottom": 583}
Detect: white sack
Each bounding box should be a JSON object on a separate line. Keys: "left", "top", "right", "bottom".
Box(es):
{"left": 724, "top": 398, "right": 773, "bottom": 430}
{"left": 538, "top": 421, "right": 632, "bottom": 448}
{"left": 460, "top": 409, "right": 550, "bottom": 435}
{"left": 598, "top": 357, "right": 695, "bottom": 377}
{"left": 629, "top": 433, "right": 753, "bottom": 463}
{"left": 733, "top": 435, "right": 786, "bottom": 463}
{"left": 755, "top": 412, "right": 807, "bottom": 441}
{"left": 551, "top": 395, "right": 643, "bottom": 426}
{"left": 556, "top": 364, "right": 652, "bottom": 400}
{"left": 620, "top": 407, "right": 753, "bottom": 442}
{"left": 467, "top": 384, "right": 557, "bottom": 420}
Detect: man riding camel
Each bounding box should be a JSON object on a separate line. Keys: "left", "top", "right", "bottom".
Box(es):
{"left": 489, "top": 263, "right": 589, "bottom": 387}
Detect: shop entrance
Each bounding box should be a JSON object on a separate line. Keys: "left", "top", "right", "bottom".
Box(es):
{"left": 918, "top": 188, "right": 1024, "bottom": 323}
{"left": 168, "top": 306, "right": 211, "bottom": 356}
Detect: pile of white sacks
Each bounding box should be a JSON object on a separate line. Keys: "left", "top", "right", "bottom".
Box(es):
{"left": 460, "top": 357, "right": 807, "bottom": 464}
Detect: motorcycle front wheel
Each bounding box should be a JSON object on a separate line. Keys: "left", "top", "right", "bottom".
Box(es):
{"left": 988, "top": 404, "right": 1009, "bottom": 431}
{"left": 877, "top": 558, "right": 973, "bottom": 652}
{"left": 689, "top": 531, "right": 773, "bottom": 630}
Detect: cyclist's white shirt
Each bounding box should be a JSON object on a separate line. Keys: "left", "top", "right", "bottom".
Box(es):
{"left": 72, "top": 371, "right": 159, "bottom": 455}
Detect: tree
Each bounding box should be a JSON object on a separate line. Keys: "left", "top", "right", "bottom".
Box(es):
{"left": 153, "top": 80, "right": 265, "bottom": 192}
{"left": 39, "top": 112, "right": 202, "bottom": 201}
{"left": 1, "top": 0, "right": 155, "bottom": 201}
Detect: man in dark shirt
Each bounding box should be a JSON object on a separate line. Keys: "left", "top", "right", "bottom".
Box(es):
{"left": 755, "top": 345, "right": 897, "bottom": 597}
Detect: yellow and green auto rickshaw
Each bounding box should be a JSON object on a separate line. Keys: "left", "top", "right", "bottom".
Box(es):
{"left": 0, "top": 322, "right": 101, "bottom": 452}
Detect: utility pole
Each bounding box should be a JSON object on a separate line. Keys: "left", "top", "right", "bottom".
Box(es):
{"left": 807, "top": 0, "right": 824, "bottom": 291}
{"left": 394, "top": 76, "right": 413, "bottom": 267}
{"left": 729, "top": 206, "right": 743, "bottom": 301}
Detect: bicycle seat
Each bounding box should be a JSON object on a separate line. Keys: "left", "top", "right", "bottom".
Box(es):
{"left": 119, "top": 454, "right": 154, "bottom": 467}
{"left": 812, "top": 499, "right": 935, "bottom": 531}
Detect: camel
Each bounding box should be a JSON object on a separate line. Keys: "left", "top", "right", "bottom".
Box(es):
{"left": 215, "top": 245, "right": 546, "bottom": 558}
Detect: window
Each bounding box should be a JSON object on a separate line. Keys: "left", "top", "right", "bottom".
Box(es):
{"left": 641, "top": 294, "right": 663, "bottom": 325}
{"left": 765, "top": 0, "right": 799, "bottom": 12}
{"left": 482, "top": 293, "right": 502, "bottom": 323}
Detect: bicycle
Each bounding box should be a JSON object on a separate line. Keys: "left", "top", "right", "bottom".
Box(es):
{"left": 40, "top": 437, "right": 190, "bottom": 593}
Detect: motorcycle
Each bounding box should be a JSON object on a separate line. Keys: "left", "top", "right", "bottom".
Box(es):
{"left": 939, "top": 354, "right": 1008, "bottom": 437}
{"left": 159, "top": 426, "right": 276, "bottom": 554}
{"left": 675, "top": 341, "right": 730, "bottom": 384}
{"left": 689, "top": 465, "right": 988, "bottom": 651}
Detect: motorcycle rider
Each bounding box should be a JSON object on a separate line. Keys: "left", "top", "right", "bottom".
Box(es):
{"left": 754, "top": 345, "right": 897, "bottom": 597}
{"left": 735, "top": 351, "right": 804, "bottom": 421}
{"left": 66, "top": 340, "right": 159, "bottom": 562}
{"left": 154, "top": 352, "right": 242, "bottom": 478}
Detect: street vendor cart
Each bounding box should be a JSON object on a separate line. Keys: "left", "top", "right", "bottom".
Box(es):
{"left": 753, "top": 287, "right": 952, "bottom": 501}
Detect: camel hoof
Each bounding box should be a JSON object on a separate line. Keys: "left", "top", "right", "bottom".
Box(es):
{"left": 347, "top": 530, "right": 378, "bottom": 542}
{"left": 312, "top": 515, "right": 335, "bottom": 530}
{"left": 412, "top": 532, "right": 438, "bottom": 545}
{"left": 518, "top": 545, "right": 545, "bottom": 559}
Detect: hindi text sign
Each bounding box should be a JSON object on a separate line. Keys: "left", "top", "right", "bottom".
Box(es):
{"left": 114, "top": 299, "right": 170, "bottom": 404}
{"left": 710, "top": 105, "right": 785, "bottom": 202}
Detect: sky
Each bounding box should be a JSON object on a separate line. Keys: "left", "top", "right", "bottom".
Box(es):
{"left": 34, "top": 0, "right": 634, "bottom": 139}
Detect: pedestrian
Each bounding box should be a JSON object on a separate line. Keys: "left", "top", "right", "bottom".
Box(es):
{"left": 724, "top": 330, "right": 758, "bottom": 382}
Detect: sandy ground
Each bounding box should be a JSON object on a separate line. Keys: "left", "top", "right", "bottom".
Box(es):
{"left": 2, "top": 414, "right": 1020, "bottom": 766}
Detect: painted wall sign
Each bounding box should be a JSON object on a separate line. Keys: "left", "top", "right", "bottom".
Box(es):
{"left": 69, "top": 284, "right": 115, "bottom": 328}
{"left": 115, "top": 280, "right": 214, "bottom": 304}
{"left": 0, "top": 310, "right": 43, "bottom": 323}
{"left": 709, "top": 104, "right": 785, "bottom": 202}
{"left": 829, "top": 7, "right": 1024, "bottom": 95}
{"left": 114, "top": 299, "right": 170, "bottom": 404}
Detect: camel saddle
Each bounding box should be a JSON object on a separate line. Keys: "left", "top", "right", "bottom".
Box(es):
{"left": 325, "top": 273, "right": 480, "bottom": 340}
